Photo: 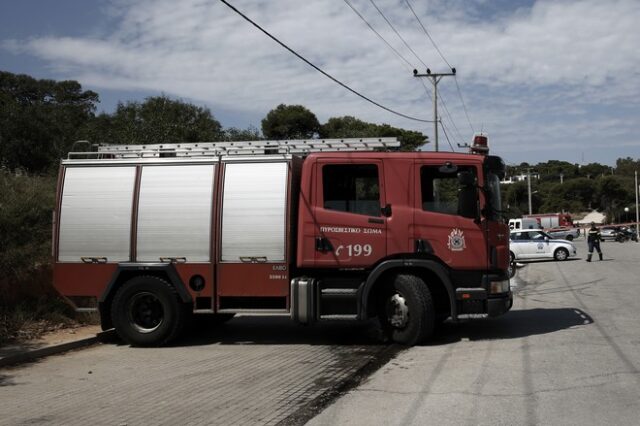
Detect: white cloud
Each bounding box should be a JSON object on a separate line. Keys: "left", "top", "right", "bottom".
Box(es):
{"left": 3, "top": 0, "right": 640, "bottom": 162}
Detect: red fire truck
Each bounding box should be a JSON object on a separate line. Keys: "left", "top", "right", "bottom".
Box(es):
{"left": 53, "top": 136, "right": 512, "bottom": 346}
{"left": 523, "top": 213, "right": 573, "bottom": 228}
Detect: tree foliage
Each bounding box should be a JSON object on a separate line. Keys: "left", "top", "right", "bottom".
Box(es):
{"left": 80, "top": 95, "right": 223, "bottom": 145}
{"left": 222, "top": 126, "right": 261, "bottom": 141}
{"left": 0, "top": 71, "right": 99, "bottom": 173}
{"left": 320, "top": 116, "right": 427, "bottom": 151}
{"left": 261, "top": 104, "right": 320, "bottom": 139}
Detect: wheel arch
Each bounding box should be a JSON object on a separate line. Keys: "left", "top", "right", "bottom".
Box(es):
{"left": 553, "top": 246, "right": 569, "bottom": 260}
{"left": 361, "top": 259, "right": 457, "bottom": 321}
{"left": 98, "top": 263, "right": 192, "bottom": 330}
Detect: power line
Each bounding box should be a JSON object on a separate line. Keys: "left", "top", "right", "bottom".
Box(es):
{"left": 342, "top": 0, "right": 433, "bottom": 106}
{"left": 454, "top": 76, "right": 475, "bottom": 133}
{"left": 438, "top": 94, "right": 466, "bottom": 144}
{"left": 359, "top": 0, "right": 467, "bottom": 147}
{"left": 218, "top": 0, "right": 433, "bottom": 123}
{"left": 367, "top": 0, "right": 428, "bottom": 70}
{"left": 439, "top": 119, "right": 456, "bottom": 152}
{"left": 342, "top": 0, "right": 414, "bottom": 71}
{"left": 403, "top": 0, "right": 452, "bottom": 68}
{"left": 404, "top": 0, "right": 475, "bottom": 135}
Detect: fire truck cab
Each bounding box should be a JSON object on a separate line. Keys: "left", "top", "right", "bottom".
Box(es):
{"left": 53, "top": 137, "right": 512, "bottom": 346}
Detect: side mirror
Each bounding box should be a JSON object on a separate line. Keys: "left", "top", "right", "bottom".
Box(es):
{"left": 457, "top": 174, "right": 479, "bottom": 220}
{"left": 439, "top": 162, "right": 458, "bottom": 174}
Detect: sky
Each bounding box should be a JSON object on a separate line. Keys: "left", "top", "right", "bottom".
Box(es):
{"left": 1, "top": 0, "right": 639, "bottom": 166}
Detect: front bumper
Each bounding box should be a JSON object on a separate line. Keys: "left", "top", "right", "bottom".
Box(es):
{"left": 487, "top": 293, "right": 513, "bottom": 317}
{"left": 455, "top": 288, "right": 513, "bottom": 317}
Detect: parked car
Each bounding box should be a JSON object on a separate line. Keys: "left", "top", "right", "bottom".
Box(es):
{"left": 600, "top": 226, "right": 620, "bottom": 241}
{"left": 546, "top": 227, "right": 580, "bottom": 241}
{"left": 602, "top": 225, "right": 639, "bottom": 242}
{"left": 509, "top": 229, "right": 578, "bottom": 261}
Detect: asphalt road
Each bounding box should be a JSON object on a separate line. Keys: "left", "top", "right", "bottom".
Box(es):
{"left": 2, "top": 238, "right": 639, "bottom": 426}
{"left": 309, "top": 238, "right": 640, "bottom": 426}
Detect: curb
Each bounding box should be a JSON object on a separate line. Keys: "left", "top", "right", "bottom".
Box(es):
{"left": 0, "top": 330, "right": 114, "bottom": 368}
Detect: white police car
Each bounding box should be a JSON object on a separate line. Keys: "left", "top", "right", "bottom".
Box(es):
{"left": 509, "top": 229, "right": 578, "bottom": 261}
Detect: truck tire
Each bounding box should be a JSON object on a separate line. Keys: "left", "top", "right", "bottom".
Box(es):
{"left": 554, "top": 247, "right": 569, "bottom": 261}
{"left": 378, "top": 274, "right": 434, "bottom": 345}
{"left": 508, "top": 259, "right": 517, "bottom": 279}
{"left": 111, "top": 275, "right": 188, "bottom": 347}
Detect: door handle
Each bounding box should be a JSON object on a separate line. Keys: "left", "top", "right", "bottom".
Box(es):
{"left": 159, "top": 257, "right": 187, "bottom": 263}
{"left": 81, "top": 256, "right": 108, "bottom": 264}
{"left": 368, "top": 218, "right": 384, "bottom": 224}
{"left": 315, "top": 237, "right": 334, "bottom": 252}
{"left": 239, "top": 256, "right": 268, "bottom": 263}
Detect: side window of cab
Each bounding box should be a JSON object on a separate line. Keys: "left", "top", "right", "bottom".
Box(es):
{"left": 322, "top": 164, "right": 380, "bottom": 217}
{"left": 420, "top": 165, "right": 476, "bottom": 216}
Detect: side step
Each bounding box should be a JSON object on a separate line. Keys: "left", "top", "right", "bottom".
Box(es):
{"left": 318, "top": 286, "right": 360, "bottom": 320}
{"left": 318, "top": 314, "right": 358, "bottom": 321}
{"left": 290, "top": 278, "right": 362, "bottom": 324}
{"left": 320, "top": 288, "right": 358, "bottom": 297}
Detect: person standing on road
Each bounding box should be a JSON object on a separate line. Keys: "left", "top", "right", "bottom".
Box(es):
{"left": 586, "top": 222, "right": 603, "bottom": 262}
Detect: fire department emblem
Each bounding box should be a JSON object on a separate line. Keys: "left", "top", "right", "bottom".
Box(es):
{"left": 447, "top": 228, "right": 466, "bottom": 251}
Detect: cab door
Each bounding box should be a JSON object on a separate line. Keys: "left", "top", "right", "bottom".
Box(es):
{"left": 528, "top": 230, "right": 552, "bottom": 257}
{"left": 412, "top": 162, "right": 485, "bottom": 268}
{"left": 313, "top": 159, "right": 387, "bottom": 268}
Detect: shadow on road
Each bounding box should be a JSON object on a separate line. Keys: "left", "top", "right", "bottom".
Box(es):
{"left": 430, "top": 307, "right": 593, "bottom": 345}
{"left": 106, "top": 307, "right": 595, "bottom": 348}
{"left": 0, "top": 373, "right": 15, "bottom": 387}
{"left": 517, "top": 258, "right": 582, "bottom": 265}
{"left": 169, "top": 316, "right": 385, "bottom": 347}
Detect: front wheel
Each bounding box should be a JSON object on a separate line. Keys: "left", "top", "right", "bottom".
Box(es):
{"left": 111, "top": 275, "right": 188, "bottom": 347}
{"left": 508, "top": 259, "right": 517, "bottom": 279}
{"left": 554, "top": 247, "right": 569, "bottom": 261}
{"left": 378, "top": 274, "right": 434, "bottom": 345}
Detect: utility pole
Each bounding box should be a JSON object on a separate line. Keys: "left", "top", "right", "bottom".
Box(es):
{"left": 413, "top": 68, "right": 456, "bottom": 152}
{"left": 635, "top": 170, "right": 640, "bottom": 242}
{"left": 528, "top": 168, "right": 533, "bottom": 215}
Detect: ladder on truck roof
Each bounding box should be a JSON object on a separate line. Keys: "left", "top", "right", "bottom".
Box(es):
{"left": 66, "top": 138, "right": 401, "bottom": 159}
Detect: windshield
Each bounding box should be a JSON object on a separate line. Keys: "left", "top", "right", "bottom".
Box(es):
{"left": 485, "top": 172, "right": 503, "bottom": 221}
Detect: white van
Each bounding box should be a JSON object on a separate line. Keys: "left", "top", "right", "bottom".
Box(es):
{"left": 508, "top": 218, "right": 540, "bottom": 230}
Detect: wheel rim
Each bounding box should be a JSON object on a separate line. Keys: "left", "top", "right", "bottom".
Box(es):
{"left": 127, "top": 292, "right": 164, "bottom": 334}
{"left": 556, "top": 250, "right": 567, "bottom": 260}
{"left": 385, "top": 293, "right": 409, "bottom": 328}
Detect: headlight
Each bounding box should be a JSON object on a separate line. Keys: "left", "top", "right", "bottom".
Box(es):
{"left": 490, "top": 279, "right": 510, "bottom": 294}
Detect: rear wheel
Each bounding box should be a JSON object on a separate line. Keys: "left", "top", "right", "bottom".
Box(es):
{"left": 566, "top": 235, "right": 574, "bottom": 241}
{"left": 378, "top": 274, "right": 434, "bottom": 345}
{"left": 111, "top": 275, "right": 187, "bottom": 347}
{"left": 554, "top": 247, "right": 569, "bottom": 261}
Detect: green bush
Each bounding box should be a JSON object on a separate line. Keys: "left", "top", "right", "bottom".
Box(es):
{"left": 0, "top": 169, "right": 55, "bottom": 298}
{"left": 0, "top": 170, "right": 67, "bottom": 342}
